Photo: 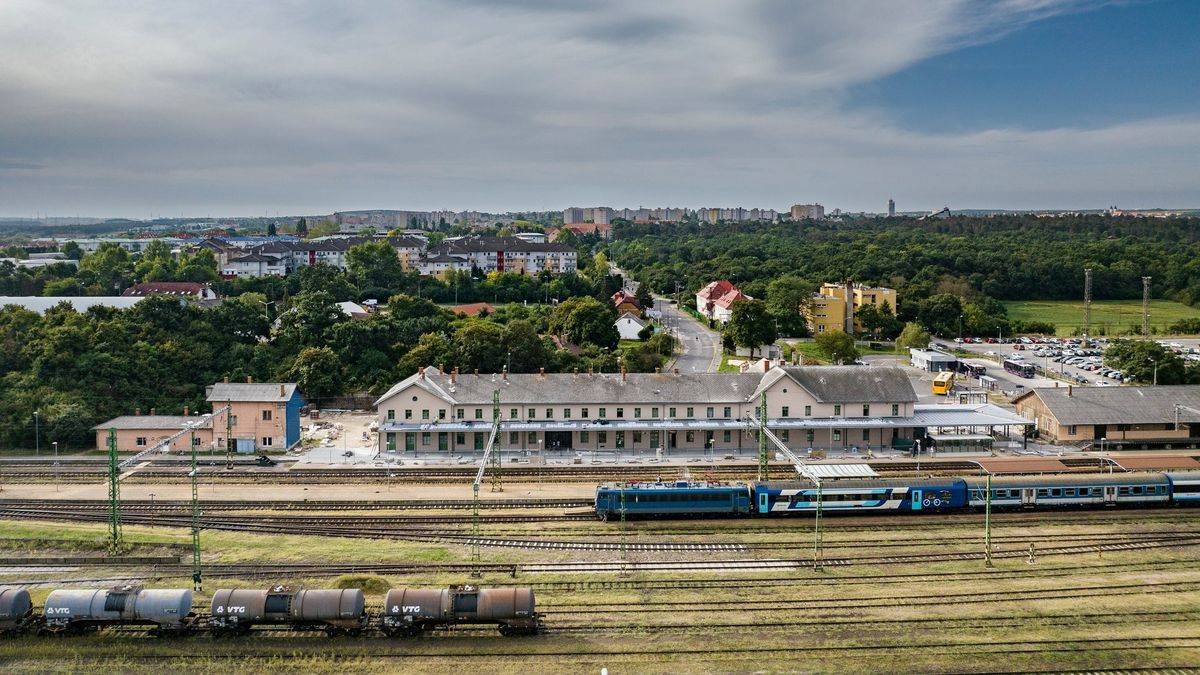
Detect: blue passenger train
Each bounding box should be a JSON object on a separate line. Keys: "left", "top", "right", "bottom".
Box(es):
{"left": 593, "top": 472, "right": 1200, "bottom": 520}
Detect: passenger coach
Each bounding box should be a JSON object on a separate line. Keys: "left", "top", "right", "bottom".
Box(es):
{"left": 753, "top": 478, "right": 967, "bottom": 514}
{"left": 962, "top": 473, "right": 1170, "bottom": 509}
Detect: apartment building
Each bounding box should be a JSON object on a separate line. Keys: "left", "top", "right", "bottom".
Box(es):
{"left": 806, "top": 282, "right": 898, "bottom": 335}
{"left": 415, "top": 236, "right": 577, "bottom": 278}
{"left": 696, "top": 279, "right": 747, "bottom": 324}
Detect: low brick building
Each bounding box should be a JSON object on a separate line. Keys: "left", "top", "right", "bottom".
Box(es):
{"left": 93, "top": 410, "right": 214, "bottom": 453}
{"left": 206, "top": 379, "right": 304, "bottom": 453}
{"left": 1013, "top": 385, "right": 1200, "bottom": 446}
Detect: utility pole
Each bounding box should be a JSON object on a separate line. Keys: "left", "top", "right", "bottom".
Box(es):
{"left": 490, "top": 390, "right": 502, "bottom": 493}
{"left": 33, "top": 411, "right": 39, "bottom": 457}
{"left": 190, "top": 426, "right": 202, "bottom": 591}
{"left": 813, "top": 479, "right": 823, "bottom": 571}
{"left": 1083, "top": 268, "right": 1093, "bottom": 344}
{"left": 1142, "top": 276, "right": 1152, "bottom": 336}
{"left": 984, "top": 473, "right": 993, "bottom": 568}
{"left": 757, "top": 393, "right": 769, "bottom": 482}
{"left": 619, "top": 481, "right": 629, "bottom": 577}
{"left": 107, "top": 429, "right": 124, "bottom": 554}
{"left": 225, "top": 400, "right": 233, "bottom": 470}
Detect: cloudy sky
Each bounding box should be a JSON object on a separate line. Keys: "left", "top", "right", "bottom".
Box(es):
{"left": 1, "top": 0, "right": 1197, "bottom": 216}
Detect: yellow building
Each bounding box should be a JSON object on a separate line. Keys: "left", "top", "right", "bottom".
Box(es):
{"left": 806, "top": 282, "right": 897, "bottom": 334}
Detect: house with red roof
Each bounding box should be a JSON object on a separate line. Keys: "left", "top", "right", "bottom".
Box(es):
{"left": 696, "top": 280, "right": 748, "bottom": 324}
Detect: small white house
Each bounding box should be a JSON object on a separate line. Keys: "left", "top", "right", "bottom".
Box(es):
{"left": 615, "top": 312, "right": 648, "bottom": 340}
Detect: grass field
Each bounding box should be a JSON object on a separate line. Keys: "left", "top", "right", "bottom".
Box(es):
{"left": 1004, "top": 299, "right": 1200, "bottom": 336}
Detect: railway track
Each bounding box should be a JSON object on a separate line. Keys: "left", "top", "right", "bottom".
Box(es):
{"left": 0, "top": 497, "right": 593, "bottom": 511}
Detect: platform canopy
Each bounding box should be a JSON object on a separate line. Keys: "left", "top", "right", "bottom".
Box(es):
{"left": 801, "top": 463, "right": 879, "bottom": 479}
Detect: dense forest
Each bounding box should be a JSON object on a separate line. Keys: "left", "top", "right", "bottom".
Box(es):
{"left": 610, "top": 215, "right": 1200, "bottom": 337}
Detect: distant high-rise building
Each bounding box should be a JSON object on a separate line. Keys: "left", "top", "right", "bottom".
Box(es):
{"left": 790, "top": 203, "right": 825, "bottom": 221}
{"left": 563, "top": 207, "right": 586, "bottom": 224}
{"left": 887, "top": 199, "right": 895, "bottom": 217}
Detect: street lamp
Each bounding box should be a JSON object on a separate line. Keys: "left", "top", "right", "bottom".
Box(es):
{"left": 52, "top": 441, "right": 59, "bottom": 492}
{"left": 33, "top": 411, "right": 39, "bottom": 457}
{"left": 958, "top": 315, "right": 964, "bottom": 342}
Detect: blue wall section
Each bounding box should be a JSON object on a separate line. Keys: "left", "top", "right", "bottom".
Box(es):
{"left": 285, "top": 391, "right": 304, "bottom": 448}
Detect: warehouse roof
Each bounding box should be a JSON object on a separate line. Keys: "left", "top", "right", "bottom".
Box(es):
{"left": 93, "top": 415, "right": 213, "bottom": 431}
{"left": 1015, "top": 385, "right": 1200, "bottom": 426}
{"left": 207, "top": 382, "right": 300, "bottom": 402}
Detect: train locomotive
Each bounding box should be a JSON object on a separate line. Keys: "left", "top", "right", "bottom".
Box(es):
{"left": 595, "top": 471, "right": 1200, "bottom": 519}
{"left": 0, "top": 584, "right": 543, "bottom": 639}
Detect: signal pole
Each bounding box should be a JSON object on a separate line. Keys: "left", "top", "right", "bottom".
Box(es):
{"left": 984, "top": 474, "right": 993, "bottom": 568}
{"left": 107, "top": 429, "right": 125, "bottom": 554}
{"left": 757, "top": 393, "right": 768, "bottom": 482}
{"left": 190, "top": 426, "right": 202, "bottom": 591}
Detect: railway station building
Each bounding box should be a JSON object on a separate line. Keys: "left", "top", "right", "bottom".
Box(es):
{"left": 374, "top": 365, "right": 1030, "bottom": 457}
{"left": 1013, "top": 385, "right": 1200, "bottom": 447}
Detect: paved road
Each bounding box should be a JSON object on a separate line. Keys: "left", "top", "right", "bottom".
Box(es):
{"left": 656, "top": 297, "right": 722, "bottom": 372}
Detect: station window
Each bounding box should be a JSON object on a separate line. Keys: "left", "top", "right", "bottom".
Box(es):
{"left": 616, "top": 408, "right": 624, "bottom": 418}
{"left": 633, "top": 431, "right": 642, "bottom": 443}
{"left": 669, "top": 407, "right": 676, "bottom": 418}
{"left": 599, "top": 408, "right": 607, "bottom": 419}
{"left": 564, "top": 408, "right": 571, "bottom": 419}
{"left": 723, "top": 430, "right": 731, "bottom": 443}
{"left": 723, "top": 406, "right": 731, "bottom": 418}
{"left": 862, "top": 429, "right": 870, "bottom": 442}
{"left": 805, "top": 405, "right": 812, "bottom": 417}
{"left": 651, "top": 407, "right": 659, "bottom": 418}
{"left": 833, "top": 430, "right": 842, "bottom": 442}
{"left": 634, "top": 408, "right": 641, "bottom": 418}
{"left": 1067, "top": 425, "right": 1077, "bottom": 435}
{"left": 422, "top": 409, "right": 430, "bottom": 420}
{"left": 438, "top": 409, "right": 446, "bottom": 420}
{"left": 193, "top": 437, "right": 201, "bottom": 447}
{"left": 580, "top": 431, "right": 589, "bottom": 443}
{"left": 834, "top": 405, "right": 842, "bottom": 416}
{"left": 806, "top": 430, "right": 815, "bottom": 443}
{"left": 891, "top": 404, "right": 899, "bottom": 416}
{"left": 475, "top": 408, "right": 483, "bottom": 419}
{"left": 598, "top": 431, "right": 607, "bottom": 444}
{"left": 616, "top": 432, "right": 625, "bottom": 448}
{"left": 686, "top": 431, "right": 695, "bottom": 443}
{"left": 528, "top": 408, "right": 536, "bottom": 419}
{"left": 456, "top": 409, "right": 464, "bottom": 420}
{"left": 262, "top": 410, "right": 272, "bottom": 421}
{"left": 455, "top": 432, "right": 465, "bottom": 445}
{"left": 527, "top": 432, "right": 537, "bottom": 444}
{"left": 510, "top": 408, "right": 518, "bottom": 419}
{"left": 581, "top": 408, "right": 590, "bottom": 418}
{"left": 387, "top": 409, "right": 395, "bottom": 420}
{"left": 509, "top": 431, "right": 519, "bottom": 445}
{"left": 706, "top": 407, "right": 714, "bottom": 419}
{"left": 135, "top": 437, "right": 147, "bottom": 447}
{"left": 686, "top": 407, "right": 694, "bottom": 418}
{"left": 546, "top": 408, "right": 553, "bottom": 418}
{"left": 405, "top": 409, "right": 412, "bottom": 420}
{"left": 421, "top": 432, "right": 430, "bottom": 446}
{"left": 781, "top": 430, "right": 789, "bottom": 442}
{"left": 862, "top": 405, "right": 870, "bottom": 417}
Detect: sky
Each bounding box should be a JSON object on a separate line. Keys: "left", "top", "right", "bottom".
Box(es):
{"left": 1, "top": 0, "right": 1198, "bottom": 217}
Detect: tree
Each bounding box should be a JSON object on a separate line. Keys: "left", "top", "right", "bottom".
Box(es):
{"left": 346, "top": 242, "right": 406, "bottom": 292}
{"left": 277, "top": 291, "right": 346, "bottom": 348}
{"left": 814, "top": 329, "right": 860, "bottom": 364}
{"left": 917, "top": 293, "right": 964, "bottom": 337}
{"left": 177, "top": 249, "right": 219, "bottom": 283}
{"left": 724, "top": 299, "right": 777, "bottom": 357}
{"left": 134, "top": 239, "right": 177, "bottom": 282}
{"left": 501, "top": 320, "right": 548, "bottom": 372}
{"left": 287, "top": 347, "right": 342, "bottom": 399}
{"left": 297, "top": 264, "right": 356, "bottom": 302}
{"left": 61, "top": 241, "right": 83, "bottom": 260}
{"left": 296, "top": 217, "right": 308, "bottom": 235}
{"left": 637, "top": 323, "right": 654, "bottom": 341}
{"left": 896, "top": 322, "right": 931, "bottom": 351}
{"left": 267, "top": 222, "right": 278, "bottom": 236}
{"left": 765, "top": 275, "right": 815, "bottom": 337}
{"left": 1104, "top": 338, "right": 1193, "bottom": 384}
{"left": 548, "top": 296, "right": 618, "bottom": 349}
{"left": 453, "top": 320, "right": 505, "bottom": 373}
{"left": 78, "top": 242, "right": 133, "bottom": 292}
{"left": 634, "top": 284, "right": 654, "bottom": 310}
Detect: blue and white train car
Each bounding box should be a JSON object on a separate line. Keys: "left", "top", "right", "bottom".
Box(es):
{"left": 1166, "top": 473, "right": 1200, "bottom": 505}
{"left": 752, "top": 478, "right": 968, "bottom": 514}
{"left": 593, "top": 481, "right": 752, "bottom": 520}
{"left": 963, "top": 473, "right": 1171, "bottom": 509}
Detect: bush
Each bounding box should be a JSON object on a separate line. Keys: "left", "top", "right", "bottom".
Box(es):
{"left": 332, "top": 574, "right": 391, "bottom": 594}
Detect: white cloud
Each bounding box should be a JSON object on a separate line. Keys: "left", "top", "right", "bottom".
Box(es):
{"left": 0, "top": 0, "right": 1192, "bottom": 214}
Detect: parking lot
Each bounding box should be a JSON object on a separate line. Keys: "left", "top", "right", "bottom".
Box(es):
{"left": 942, "top": 336, "right": 1200, "bottom": 388}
